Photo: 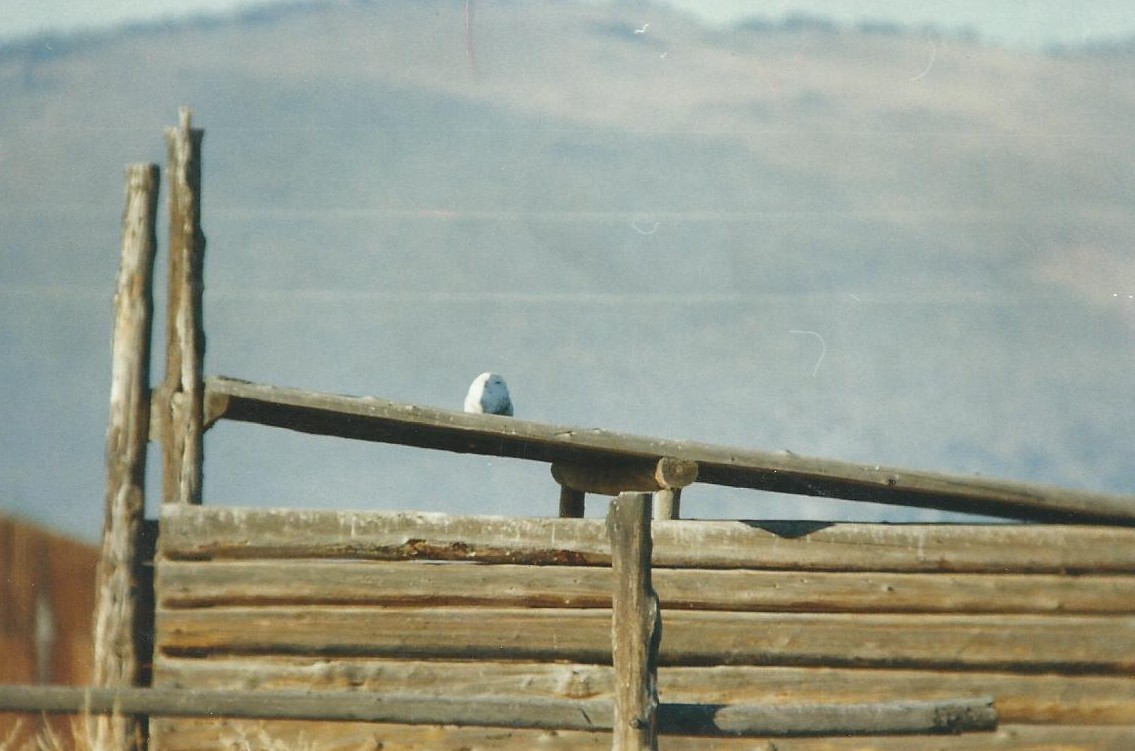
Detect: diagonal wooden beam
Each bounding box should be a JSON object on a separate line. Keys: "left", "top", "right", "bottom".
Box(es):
{"left": 204, "top": 376, "right": 1135, "bottom": 525}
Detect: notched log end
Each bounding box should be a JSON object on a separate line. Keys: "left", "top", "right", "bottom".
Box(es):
{"left": 203, "top": 390, "right": 231, "bottom": 430}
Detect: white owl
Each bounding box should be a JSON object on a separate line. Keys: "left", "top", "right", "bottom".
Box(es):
{"left": 463, "top": 372, "right": 513, "bottom": 416}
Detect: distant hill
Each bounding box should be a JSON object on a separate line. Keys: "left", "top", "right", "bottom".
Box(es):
{"left": 2, "top": 0, "right": 1134, "bottom": 539}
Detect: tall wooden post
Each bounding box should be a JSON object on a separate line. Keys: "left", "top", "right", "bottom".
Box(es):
{"left": 92, "top": 163, "right": 160, "bottom": 751}
{"left": 606, "top": 492, "right": 660, "bottom": 751}
{"left": 161, "top": 107, "right": 206, "bottom": 506}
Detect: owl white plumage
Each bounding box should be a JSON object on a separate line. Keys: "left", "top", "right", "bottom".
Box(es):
{"left": 463, "top": 372, "right": 513, "bottom": 416}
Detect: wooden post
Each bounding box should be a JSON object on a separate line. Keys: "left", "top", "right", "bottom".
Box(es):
{"left": 160, "top": 107, "right": 206, "bottom": 506}
{"left": 652, "top": 488, "right": 680, "bottom": 520}
{"left": 559, "top": 486, "right": 586, "bottom": 518}
{"left": 606, "top": 492, "right": 660, "bottom": 751}
{"left": 92, "top": 163, "right": 160, "bottom": 751}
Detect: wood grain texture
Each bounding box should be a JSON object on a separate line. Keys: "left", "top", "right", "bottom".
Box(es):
{"left": 608, "top": 493, "right": 660, "bottom": 750}
{"left": 92, "top": 161, "right": 160, "bottom": 751}
{"left": 160, "top": 108, "right": 206, "bottom": 507}
{"left": 95, "top": 162, "right": 158, "bottom": 687}
{"left": 159, "top": 505, "right": 1135, "bottom": 573}
{"left": 553, "top": 458, "right": 697, "bottom": 495}
{"left": 156, "top": 559, "right": 1135, "bottom": 614}
{"left": 203, "top": 376, "right": 1135, "bottom": 524}
{"left": 155, "top": 606, "right": 1135, "bottom": 673}
{"left": 154, "top": 657, "right": 1135, "bottom": 724}
{"left": 0, "top": 686, "right": 994, "bottom": 738}
{"left": 150, "top": 719, "right": 1135, "bottom": 751}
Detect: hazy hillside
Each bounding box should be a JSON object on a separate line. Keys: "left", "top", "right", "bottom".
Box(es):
{"left": 3, "top": 0, "right": 1134, "bottom": 539}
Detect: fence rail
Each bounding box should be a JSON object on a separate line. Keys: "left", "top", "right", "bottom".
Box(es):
{"left": 0, "top": 685, "right": 995, "bottom": 737}
{"left": 203, "top": 375, "right": 1135, "bottom": 525}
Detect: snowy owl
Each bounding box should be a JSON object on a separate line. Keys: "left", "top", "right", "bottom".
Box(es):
{"left": 463, "top": 372, "right": 513, "bottom": 416}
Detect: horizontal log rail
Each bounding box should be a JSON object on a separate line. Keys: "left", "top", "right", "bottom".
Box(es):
{"left": 156, "top": 559, "right": 1135, "bottom": 614}
{"left": 0, "top": 685, "right": 995, "bottom": 736}
{"left": 203, "top": 376, "right": 1135, "bottom": 525}
{"left": 154, "top": 606, "right": 1135, "bottom": 674}
{"left": 159, "top": 505, "right": 1135, "bottom": 573}
{"left": 151, "top": 657, "right": 1135, "bottom": 726}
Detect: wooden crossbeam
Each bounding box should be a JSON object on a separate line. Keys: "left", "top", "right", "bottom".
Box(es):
{"left": 0, "top": 685, "right": 995, "bottom": 736}
{"left": 203, "top": 376, "right": 1135, "bottom": 524}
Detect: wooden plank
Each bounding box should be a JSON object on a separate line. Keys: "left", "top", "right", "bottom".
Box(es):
{"left": 154, "top": 606, "right": 1135, "bottom": 673}
{"left": 608, "top": 493, "right": 660, "bottom": 750}
{"left": 203, "top": 376, "right": 1135, "bottom": 524}
{"left": 92, "top": 162, "right": 159, "bottom": 751}
{"left": 552, "top": 458, "right": 697, "bottom": 495}
{"left": 159, "top": 108, "right": 206, "bottom": 506}
{"left": 0, "top": 685, "right": 995, "bottom": 737}
{"left": 658, "top": 697, "right": 995, "bottom": 736}
{"left": 155, "top": 559, "right": 1135, "bottom": 614}
{"left": 158, "top": 505, "right": 1135, "bottom": 573}
{"left": 152, "top": 719, "right": 1135, "bottom": 751}
{"left": 154, "top": 657, "right": 1135, "bottom": 725}
{"left": 0, "top": 684, "right": 608, "bottom": 731}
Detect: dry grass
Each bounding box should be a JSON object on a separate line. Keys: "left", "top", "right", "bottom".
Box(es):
{"left": 0, "top": 716, "right": 320, "bottom": 751}
{"left": 0, "top": 713, "right": 129, "bottom": 751}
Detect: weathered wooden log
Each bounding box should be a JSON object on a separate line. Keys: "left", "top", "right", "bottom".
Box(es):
{"left": 155, "top": 606, "right": 1135, "bottom": 674}
{"left": 92, "top": 162, "right": 159, "bottom": 751}
{"left": 560, "top": 485, "right": 586, "bottom": 518}
{"left": 0, "top": 686, "right": 995, "bottom": 736}
{"left": 151, "top": 720, "right": 1135, "bottom": 751}
{"left": 153, "top": 657, "right": 1135, "bottom": 725}
{"left": 158, "top": 505, "right": 1135, "bottom": 573}
{"left": 607, "top": 493, "right": 660, "bottom": 750}
{"left": 202, "top": 376, "right": 1135, "bottom": 525}
{"left": 659, "top": 696, "right": 996, "bottom": 736}
{"left": 160, "top": 108, "right": 206, "bottom": 506}
{"left": 553, "top": 458, "right": 697, "bottom": 495}
{"left": 652, "top": 489, "right": 680, "bottom": 520}
{"left": 0, "top": 684, "right": 605, "bottom": 730}
{"left": 155, "top": 559, "right": 1135, "bottom": 615}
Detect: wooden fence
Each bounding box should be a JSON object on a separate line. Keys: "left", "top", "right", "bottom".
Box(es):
{"left": 4, "top": 108, "right": 1135, "bottom": 751}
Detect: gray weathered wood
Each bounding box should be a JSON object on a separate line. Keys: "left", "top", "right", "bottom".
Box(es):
{"left": 150, "top": 720, "right": 1135, "bottom": 751}
{"left": 0, "top": 684, "right": 606, "bottom": 730}
{"left": 92, "top": 162, "right": 159, "bottom": 751}
{"left": 155, "top": 606, "right": 1135, "bottom": 673}
{"left": 659, "top": 696, "right": 996, "bottom": 736}
{"left": 153, "top": 657, "right": 1135, "bottom": 725}
{"left": 607, "top": 493, "right": 660, "bottom": 751}
{"left": 160, "top": 108, "right": 206, "bottom": 506}
{"left": 560, "top": 485, "right": 586, "bottom": 518}
{"left": 202, "top": 376, "right": 1135, "bottom": 524}
{"left": 155, "top": 559, "right": 1135, "bottom": 614}
{"left": 158, "top": 505, "right": 1135, "bottom": 573}
{"left": 652, "top": 489, "right": 680, "bottom": 520}
{"left": 552, "top": 458, "right": 697, "bottom": 495}
{"left": 0, "top": 685, "right": 994, "bottom": 736}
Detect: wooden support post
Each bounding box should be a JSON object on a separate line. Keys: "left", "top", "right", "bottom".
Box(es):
{"left": 606, "top": 492, "right": 660, "bottom": 751}
{"left": 652, "top": 488, "right": 680, "bottom": 520}
{"left": 92, "top": 163, "right": 160, "bottom": 751}
{"left": 160, "top": 107, "right": 206, "bottom": 506}
{"left": 559, "top": 486, "right": 586, "bottom": 518}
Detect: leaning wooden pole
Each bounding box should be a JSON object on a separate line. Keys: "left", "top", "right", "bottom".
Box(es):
{"left": 92, "top": 163, "right": 160, "bottom": 751}
{"left": 607, "top": 492, "right": 660, "bottom": 751}
{"left": 160, "top": 107, "right": 206, "bottom": 505}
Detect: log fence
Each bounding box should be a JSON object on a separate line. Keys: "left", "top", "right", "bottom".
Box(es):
{"left": 4, "top": 108, "right": 1135, "bottom": 750}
